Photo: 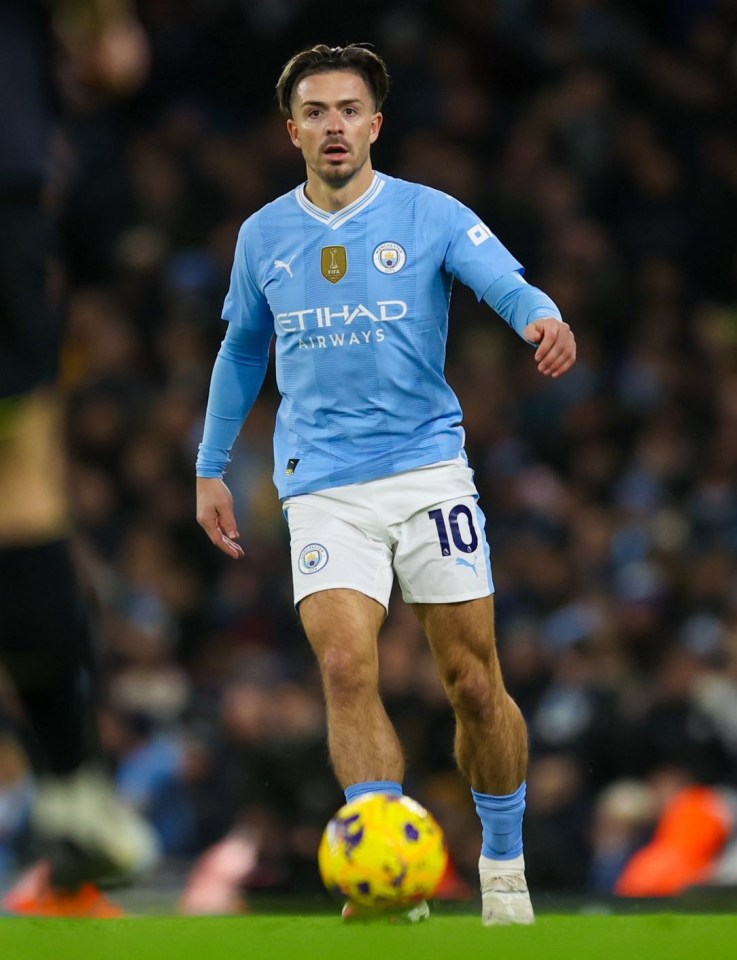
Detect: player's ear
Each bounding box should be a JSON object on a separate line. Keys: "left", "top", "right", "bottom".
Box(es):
{"left": 369, "top": 112, "right": 383, "bottom": 144}
{"left": 286, "top": 118, "right": 301, "bottom": 149}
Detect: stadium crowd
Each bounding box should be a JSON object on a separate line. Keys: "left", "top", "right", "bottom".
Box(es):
{"left": 3, "top": 0, "right": 737, "bottom": 902}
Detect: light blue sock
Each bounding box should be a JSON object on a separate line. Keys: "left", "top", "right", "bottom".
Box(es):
{"left": 344, "top": 780, "right": 403, "bottom": 804}
{"left": 472, "top": 782, "right": 526, "bottom": 860}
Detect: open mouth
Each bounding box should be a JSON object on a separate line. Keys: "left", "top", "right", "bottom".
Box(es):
{"left": 324, "top": 144, "right": 349, "bottom": 160}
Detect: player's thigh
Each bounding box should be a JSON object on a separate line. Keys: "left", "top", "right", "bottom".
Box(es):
{"left": 284, "top": 497, "right": 394, "bottom": 612}
{"left": 393, "top": 494, "right": 494, "bottom": 604}
{"left": 299, "top": 587, "right": 386, "bottom": 683}
{"left": 414, "top": 595, "right": 505, "bottom": 689}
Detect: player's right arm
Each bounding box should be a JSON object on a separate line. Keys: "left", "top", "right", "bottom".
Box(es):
{"left": 196, "top": 219, "right": 274, "bottom": 559}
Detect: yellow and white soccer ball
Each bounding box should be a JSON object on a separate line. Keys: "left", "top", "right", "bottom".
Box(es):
{"left": 318, "top": 793, "right": 448, "bottom": 908}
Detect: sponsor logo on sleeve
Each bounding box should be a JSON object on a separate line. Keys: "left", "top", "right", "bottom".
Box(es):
{"left": 466, "top": 223, "right": 494, "bottom": 246}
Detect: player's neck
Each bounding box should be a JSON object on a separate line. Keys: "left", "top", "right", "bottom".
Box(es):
{"left": 304, "top": 163, "right": 375, "bottom": 212}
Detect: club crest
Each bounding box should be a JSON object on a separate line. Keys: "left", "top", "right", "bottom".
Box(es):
{"left": 298, "top": 543, "right": 329, "bottom": 574}
{"left": 373, "top": 242, "right": 406, "bottom": 274}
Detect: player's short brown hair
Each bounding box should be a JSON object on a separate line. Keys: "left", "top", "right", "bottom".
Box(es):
{"left": 276, "top": 43, "right": 390, "bottom": 118}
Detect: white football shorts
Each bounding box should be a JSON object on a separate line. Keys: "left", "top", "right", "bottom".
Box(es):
{"left": 283, "top": 458, "right": 494, "bottom": 609}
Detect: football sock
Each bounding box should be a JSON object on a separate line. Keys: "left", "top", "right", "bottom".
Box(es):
{"left": 472, "top": 782, "right": 526, "bottom": 860}
{"left": 344, "top": 780, "right": 403, "bottom": 803}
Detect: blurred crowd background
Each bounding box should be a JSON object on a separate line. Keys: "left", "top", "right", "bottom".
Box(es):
{"left": 3, "top": 0, "right": 737, "bottom": 903}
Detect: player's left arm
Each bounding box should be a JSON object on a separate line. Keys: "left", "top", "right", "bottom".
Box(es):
{"left": 482, "top": 270, "right": 576, "bottom": 378}
{"left": 438, "top": 194, "right": 577, "bottom": 378}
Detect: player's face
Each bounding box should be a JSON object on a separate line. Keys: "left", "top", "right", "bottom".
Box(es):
{"left": 287, "top": 70, "right": 382, "bottom": 189}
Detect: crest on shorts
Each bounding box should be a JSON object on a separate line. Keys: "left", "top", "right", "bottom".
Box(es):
{"left": 299, "top": 543, "right": 329, "bottom": 575}
{"left": 321, "top": 246, "right": 347, "bottom": 283}
{"left": 373, "top": 241, "right": 406, "bottom": 274}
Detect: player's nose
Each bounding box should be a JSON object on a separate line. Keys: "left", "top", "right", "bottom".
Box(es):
{"left": 325, "top": 109, "right": 344, "bottom": 132}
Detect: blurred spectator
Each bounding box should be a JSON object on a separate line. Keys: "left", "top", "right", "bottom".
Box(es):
{"left": 616, "top": 780, "right": 737, "bottom": 897}
{"left": 0, "top": 731, "right": 35, "bottom": 880}
{"left": 588, "top": 779, "right": 658, "bottom": 894}
{"left": 99, "top": 707, "right": 197, "bottom": 857}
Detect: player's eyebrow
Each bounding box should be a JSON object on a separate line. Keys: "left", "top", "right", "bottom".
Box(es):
{"left": 299, "top": 98, "right": 365, "bottom": 110}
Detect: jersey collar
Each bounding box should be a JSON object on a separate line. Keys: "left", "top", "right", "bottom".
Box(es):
{"left": 295, "top": 173, "right": 385, "bottom": 230}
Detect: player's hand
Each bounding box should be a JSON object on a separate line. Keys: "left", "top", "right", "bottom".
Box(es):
{"left": 523, "top": 317, "right": 576, "bottom": 378}
{"left": 196, "top": 478, "right": 244, "bottom": 560}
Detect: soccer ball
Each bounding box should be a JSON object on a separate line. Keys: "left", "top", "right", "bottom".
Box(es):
{"left": 318, "top": 793, "right": 448, "bottom": 908}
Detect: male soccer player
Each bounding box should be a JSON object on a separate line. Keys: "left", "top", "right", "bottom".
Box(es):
{"left": 196, "top": 43, "right": 576, "bottom": 925}
{"left": 0, "top": 0, "right": 155, "bottom": 915}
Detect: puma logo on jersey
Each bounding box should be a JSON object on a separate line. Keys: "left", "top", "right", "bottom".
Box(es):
{"left": 274, "top": 255, "right": 297, "bottom": 277}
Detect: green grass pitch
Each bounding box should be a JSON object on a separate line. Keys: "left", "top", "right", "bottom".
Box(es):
{"left": 0, "top": 913, "right": 735, "bottom": 960}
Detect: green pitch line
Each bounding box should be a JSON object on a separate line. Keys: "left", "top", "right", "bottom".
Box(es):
{"left": 0, "top": 914, "right": 736, "bottom": 960}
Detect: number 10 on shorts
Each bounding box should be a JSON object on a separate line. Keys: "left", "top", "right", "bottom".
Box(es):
{"left": 428, "top": 505, "right": 479, "bottom": 556}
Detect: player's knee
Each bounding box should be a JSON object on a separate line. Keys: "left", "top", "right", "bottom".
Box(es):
{"left": 319, "top": 646, "right": 375, "bottom": 699}
{"left": 445, "top": 667, "right": 495, "bottom": 722}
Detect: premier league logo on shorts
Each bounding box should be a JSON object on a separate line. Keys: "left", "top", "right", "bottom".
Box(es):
{"left": 298, "top": 542, "right": 329, "bottom": 574}
{"left": 373, "top": 241, "right": 407, "bottom": 274}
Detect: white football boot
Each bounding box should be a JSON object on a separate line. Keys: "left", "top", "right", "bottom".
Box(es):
{"left": 479, "top": 854, "right": 535, "bottom": 926}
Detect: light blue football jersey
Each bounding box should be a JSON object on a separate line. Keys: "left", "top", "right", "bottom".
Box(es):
{"left": 223, "top": 172, "right": 523, "bottom": 498}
